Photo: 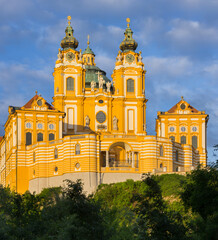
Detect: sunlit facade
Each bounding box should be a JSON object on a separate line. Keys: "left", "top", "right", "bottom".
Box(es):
{"left": 0, "top": 17, "right": 209, "bottom": 193}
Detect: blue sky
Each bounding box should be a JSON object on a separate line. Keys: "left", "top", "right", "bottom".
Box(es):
{"left": 0, "top": 0, "right": 217, "bottom": 163}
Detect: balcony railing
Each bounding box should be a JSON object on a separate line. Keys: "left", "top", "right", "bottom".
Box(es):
{"left": 101, "top": 159, "right": 139, "bottom": 168}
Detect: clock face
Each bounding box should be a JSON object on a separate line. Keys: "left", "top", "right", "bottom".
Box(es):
{"left": 66, "top": 52, "right": 75, "bottom": 61}
{"left": 126, "top": 54, "right": 135, "bottom": 63}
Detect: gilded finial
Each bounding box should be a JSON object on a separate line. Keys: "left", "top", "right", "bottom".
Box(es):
{"left": 67, "top": 16, "right": 71, "bottom": 26}
{"left": 181, "top": 96, "right": 184, "bottom": 101}
{"left": 126, "top": 18, "right": 130, "bottom": 27}
{"left": 87, "top": 34, "right": 90, "bottom": 46}
{"left": 35, "top": 90, "right": 38, "bottom": 95}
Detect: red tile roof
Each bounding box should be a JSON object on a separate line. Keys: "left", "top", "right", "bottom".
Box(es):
{"left": 23, "top": 95, "right": 55, "bottom": 110}
{"left": 0, "top": 136, "right": 3, "bottom": 142}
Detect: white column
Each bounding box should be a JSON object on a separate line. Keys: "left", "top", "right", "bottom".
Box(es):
{"left": 132, "top": 151, "right": 135, "bottom": 168}
{"left": 106, "top": 151, "right": 109, "bottom": 167}
{"left": 125, "top": 152, "right": 128, "bottom": 163}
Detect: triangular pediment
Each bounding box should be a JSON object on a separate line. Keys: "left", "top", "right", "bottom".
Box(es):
{"left": 21, "top": 94, "right": 55, "bottom": 111}
{"left": 167, "top": 98, "right": 199, "bottom": 114}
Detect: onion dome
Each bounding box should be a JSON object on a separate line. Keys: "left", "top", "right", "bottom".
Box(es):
{"left": 60, "top": 16, "right": 79, "bottom": 50}
{"left": 119, "top": 18, "right": 138, "bottom": 52}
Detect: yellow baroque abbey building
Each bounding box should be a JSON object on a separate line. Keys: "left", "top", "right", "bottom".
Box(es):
{"left": 0, "top": 17, "right": 209, "bottom": 194}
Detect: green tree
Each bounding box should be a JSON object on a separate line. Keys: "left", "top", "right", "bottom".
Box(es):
{"left": 133, "top": 174, "right": 187, "bottom": 240}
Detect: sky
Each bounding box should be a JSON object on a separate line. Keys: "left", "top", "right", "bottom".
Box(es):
{"left": 0, "top": 0, "right": 217, "bottom": 163}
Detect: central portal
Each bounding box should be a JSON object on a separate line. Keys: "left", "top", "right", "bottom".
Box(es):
{"left": 101, "top": 142, "right": 138, "bottom": 168}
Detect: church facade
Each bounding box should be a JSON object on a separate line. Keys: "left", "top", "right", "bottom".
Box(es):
{"left": 0, "top": 17, "right": 209, "bottom": 194}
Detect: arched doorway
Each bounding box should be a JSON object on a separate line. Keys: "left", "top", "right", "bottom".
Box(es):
{"left": 101, "top": 142, "right": 138, "bottom": 168}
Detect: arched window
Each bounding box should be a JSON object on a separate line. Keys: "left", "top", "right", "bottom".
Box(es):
{"left": 49, "top": 133, "right": 55, "bottom": 141}
{"left": 127, "top": 79, "right": 134, "bottom": 92}
{"left": 75, "top": 144, "right": 80, "bottom": 155}
{"left": 181, "top": 136, "right": 186, "bottom": 144}
{"left": 160, "top": 163, "right": 163, "bottom": 168}
{"left": 192, "top": 136, "right": 198, "bottom": 149}
{"left": 54, "top": 148, "right": 58, "bottom": 159}
{"left": 170, "top": 136, "right": 175, "bottom": 142}
{"left": 26, "top": 132, "right": 32, "bottom": 146}
{"left": 176, "top": 150, "right": 179, "bottom": 162}
{"left": 37, "top": 133, "right": 43, "bottom": 142}
{"left": 67, "top": 77, "right": 74, "bottom": 91}
{"left": 160, "top": 145, "right": 164, "bottom": 157}
{"left": 176, "top": 167, "right": 179, "bottom": 172}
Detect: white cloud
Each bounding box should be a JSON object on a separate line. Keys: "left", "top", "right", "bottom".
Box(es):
{"left": 167, "top": 19, "right": 218, "bottom": 49}
{"left": 144, "top": 56, "right": 193, "bottom": 79}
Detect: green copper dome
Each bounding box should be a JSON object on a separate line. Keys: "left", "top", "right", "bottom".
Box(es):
{"left": 61, "top": 16, "right": 79, "bottom": 50}
{"left": 84, "top": 65, "right": 110, "bottom": 88}
{"left": 83, "top": 35, "right": 95, "bottom": 55}
{"left": 83, "top": 45, "right": 95, "bottom": 55}
{"left": 119, "top": 18, "right": 138, "bottom": 52}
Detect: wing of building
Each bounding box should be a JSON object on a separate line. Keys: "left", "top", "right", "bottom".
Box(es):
{"left": 0, "top": 18, "right": 209, "bottom": 194}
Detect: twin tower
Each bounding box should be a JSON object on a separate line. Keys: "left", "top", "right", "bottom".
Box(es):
{"left": 53, "top": 17, "right": 146, "bottom": 136}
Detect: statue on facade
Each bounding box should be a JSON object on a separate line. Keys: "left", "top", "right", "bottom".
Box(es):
{"left": 91, "top": 81, "right": 96, "bottom": 91}
{"left": 99, "top": 75, "right": 105, "bottom": 89}
{"left": 106, "top": 81, "right": 111, "bottom": 93}
{"left": 85, "top": 115, "right": 90, "bottom": 128}
{"left": 57, "top": 48, "right": 63, "bottom": 60}
{"left": 138, "top": 51, "right": 142, "bottom": 62}
{"left": 79, "top": 49, "right": 82, "bottom": 61}
{"left": 116, "top": 51, "right": 122, "bottom": 62}
{"left": 113, "top": 116, "right": 118, "bottom": 130}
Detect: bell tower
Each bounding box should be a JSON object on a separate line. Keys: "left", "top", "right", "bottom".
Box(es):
{"left": 52, "top": 16, "right": 85, "bottom": 134}
{"left": 111, "top": 18, "right": 147, "bottom": 135}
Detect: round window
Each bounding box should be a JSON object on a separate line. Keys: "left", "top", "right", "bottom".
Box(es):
{"left": 75, "top": 162, "right": 80, "bottom": 169}
{"left": 192, "top": 126, "right": 197, "bottom": 132}
{"left": 170, "top": 126, "right": 175, "bottom": 132}
{"left": 37, "top": 123, "right": 43, "bottom": 129}
{"left": 180, "top": 103, "right": 186, "bottom": 110}
{"left": 96, "top": 111, "right": 106, "bottom": 123}
{"left": 37, "top": 100, "right": 42, "bottom": 106}
{"left": 49, "top": 124, "right": 54, "bottom": 130}
{"left": 181, "top": 127, "right": 186, "bottom": 132}
{"left": 26, "top": 122, "right": 32, "bottom": 128}
{"left": 98, "top": 100, "right": 104, "bottom": 104}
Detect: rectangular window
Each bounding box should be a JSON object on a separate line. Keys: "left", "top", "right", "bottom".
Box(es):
{"left": 128, "top": 110, "right": 134, "bottom": 131}
{"left": 67, "top": 77, "right": 74, "bottom": 91}
{"left": 68, "top": 109, "right": 74, "bottom": 129}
